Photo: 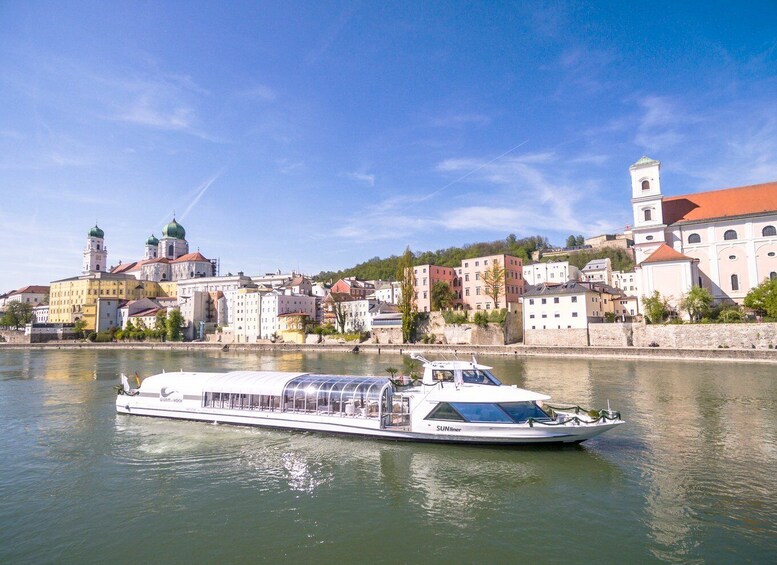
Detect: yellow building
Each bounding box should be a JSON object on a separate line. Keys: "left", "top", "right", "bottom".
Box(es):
{"left": 278, "top": 313, "right": 310, "bottom": 344}
{"left": 49, "top": 273, "right": 176, "bottom": 331}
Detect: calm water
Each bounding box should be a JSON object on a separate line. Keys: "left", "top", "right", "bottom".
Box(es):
{"left": 1, "top": 349, "right": 776, "bottom": 564}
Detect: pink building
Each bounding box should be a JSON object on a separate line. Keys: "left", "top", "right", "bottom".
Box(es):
{"left": 410, "top": 255, "right": 525, "bottom": 312}
{"left": 412, "top": 264, "right": 457, "bottom": 313}
{"left": 459, "top": 254, "right": 524, "bottom": 311}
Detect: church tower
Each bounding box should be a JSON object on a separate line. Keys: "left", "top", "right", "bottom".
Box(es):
{"left": 630, "top": 157, "right": 666, "bottom": 264}
{"left": 83, "top": 224, "right": 108, "bottom": 274}
{"left": 159, "top": 218, "right": 189, "bottom": 259}
{"left": 144, "top": 234, "right": 159, "bottom": 260}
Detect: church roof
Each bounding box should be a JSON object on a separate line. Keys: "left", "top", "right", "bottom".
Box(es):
{"left": 171, "top": 251, "right": 210, "bottom": 263}
{"left": 630, "top": 156, "right": 659, "bottom": 168}
{"left": 663, "top": 181, "right": 777, "bottom": 225}
{"left": 162, "top": 218, "right": 186, "bottom": 240}
{"left": 640, "top": 244, "right": 694, "bottom": 265}
{"left": 88, "top": 224, "right": 104, "bottom": 238}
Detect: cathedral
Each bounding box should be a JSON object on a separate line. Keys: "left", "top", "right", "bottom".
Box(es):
{"left": 83, "top": 218, "right": 215, "bottom": 282}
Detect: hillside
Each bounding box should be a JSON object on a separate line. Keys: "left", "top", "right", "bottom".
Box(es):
{"left": 314, "top": 234, "right": 635, "bottom": 282}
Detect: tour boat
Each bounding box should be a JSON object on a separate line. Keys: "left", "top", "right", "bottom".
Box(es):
{"left": 115, "top": 354, "right": 624, "bottom": 445}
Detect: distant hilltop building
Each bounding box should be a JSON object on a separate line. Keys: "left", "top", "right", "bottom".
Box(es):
{"left": 630, "top": 156, "right": 777, "bottom": 311}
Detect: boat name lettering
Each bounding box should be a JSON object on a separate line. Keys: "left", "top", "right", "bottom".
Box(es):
{"left": 436, "top": 425, "right": 461, "bottom": 432}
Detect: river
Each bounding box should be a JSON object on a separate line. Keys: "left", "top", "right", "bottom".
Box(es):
{"left": 1, "top": 349, "right": 775, "bottom": 563}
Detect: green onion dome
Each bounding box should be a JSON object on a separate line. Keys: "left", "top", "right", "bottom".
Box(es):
{"left": 162, "top": 219, "right": 186, "bottom": 239}
{"left": 146, "top": 234, "right": 159, "bottom": 246}
{"left": 88, "top": 224, "right": 104, "bottom": 238}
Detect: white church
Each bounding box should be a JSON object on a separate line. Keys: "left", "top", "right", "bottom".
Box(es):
{"left": 630, "top": 156, "right": 777, "bottom": 313}
{"left": 83, "top": 218, "right": 215, "bottom": 282}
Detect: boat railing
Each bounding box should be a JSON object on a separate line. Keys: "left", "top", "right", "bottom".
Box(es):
{"left": 529, "top": 404, "right": 622, "bottom": 427}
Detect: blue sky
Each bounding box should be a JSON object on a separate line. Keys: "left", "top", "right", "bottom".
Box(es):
{"left": 1, "top": 1, "right": 775, "bottom": 291}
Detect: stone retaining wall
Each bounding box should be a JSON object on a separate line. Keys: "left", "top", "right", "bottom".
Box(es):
{"left": 634, "top": 323, "right": 777, "bottom": 349}
{"left": 589, "top": 323, "right": 634, "bottom": 347}
{"left": 524, "top": 328, "right": 589, "bottom": 346}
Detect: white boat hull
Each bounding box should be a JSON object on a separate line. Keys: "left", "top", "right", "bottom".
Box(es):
{"left": 116, "top": 400, "right": 623, "bottom": 445}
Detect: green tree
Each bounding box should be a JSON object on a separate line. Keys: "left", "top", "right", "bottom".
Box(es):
{"left": 1, "top": 301, "right": 34, "bottom": 329}
{"left": 565, "top": 235, "right": 577, "bottom": 248}
{"left": 482, "top": 258, "right": 506, "bottom": 308}
{"left": 397, "top": 246, "right": 417, "bottom": 343}
{"left": 431, "top": 281, "right": 455, "bottom": 311}
{"left": 73, "top": 319, "right": 87, "bottom": 338}
{"left": 744, "top": 277, "right": 777, "bottom": 318}
{"left": 166, "top": 309, "right": 184, "bottom": 341}
{"left": 642, "top": 291, "right": 670, "bottom": 324}
{"left": 329, "top": 293, "right": 349, "bottom": 334}
{"left": 679, "top": 286, "right": 714, "bottom": 322}
{"left": 154, "top": 310, "right": 168, "bottom": 338}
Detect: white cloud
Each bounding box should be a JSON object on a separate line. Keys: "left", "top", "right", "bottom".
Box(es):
{"left": 344, "top": 171, "right": 375, "bottom": 187}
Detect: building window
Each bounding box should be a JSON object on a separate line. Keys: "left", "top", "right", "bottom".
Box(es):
{"left": 763, "top": 225, "right": 776, "bottom": 237}
{"left": 465, "top": 274, "right": 469, "bottom": 282}
{"left": 731, "top": 274, "right": 739, "bottom": 291}
{"left": 770, "top": 272, "right": 777, "bottom": 280}
{"left": 644, "top": 209, "right": 652, "bottom": 221}
{"left": 529, "top": 298, "right": 534, "bottom": 305}
{"left": 688, "top": 233, "right": 701, "bottom": 244}
{"left": 571, "top": 296, "right": 577, "bottom": 303}
{"left": 529, "top": 314, "right": 535, "bottom": 319}
{"left": 541, "top": 298, "right": 546, "bottom": 304}
{"left": 641, "top": 180, "right": 650, "bottom": 191}
{"left": 476, "top": 287, "right": 481, "bottom": 295}
{"left": 553, "top": 297, "right": 559, "bottom": 303}
{"left": 646, "top": 235, "right": 654, "bottom": 241}
{"left": 728, "top": 255, "right": 736, "bottom": 260}
{"left": 541, "top": 314, "right": 546, "bottom": 318}
{"left": 724, "top": 230, "right": 738, "bottom": 241}
{"left": 572, "top": 312, "right": 578, "bottom": 317}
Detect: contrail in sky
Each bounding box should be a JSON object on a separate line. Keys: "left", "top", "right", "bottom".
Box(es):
{"left": 180, "top": 171, "right": 223, "bottom": 221}
{"left": 419, "top": 139, "right": 530, "bottom": 202}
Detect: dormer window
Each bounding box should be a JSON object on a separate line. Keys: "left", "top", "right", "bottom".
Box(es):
{"left": 724, "top": 230, "right": 738, "bottom": 241}
{"left": 641, "top": 180, "right": 650, "bottom": 191}
{"left": 688, "top": 233, "right": 701, "bottom": 244}
{"left": 763, "top": 225, "right": 776, "bottom": 237}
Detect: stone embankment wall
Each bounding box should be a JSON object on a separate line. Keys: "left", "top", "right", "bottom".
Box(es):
{"left": 633, "top": 323, "right": 777, "bottom": 349}
{"left": 524, "top": 328, "right": 589, "bottom": 347}
{"left": 527, "top": 322, "right": 777, "bottom": 349}
{"left": 0, "top": 330, "right": 28, "bottom": 344}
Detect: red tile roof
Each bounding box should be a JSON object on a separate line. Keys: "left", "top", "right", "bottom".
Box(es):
{"left": 112, "top": 262, "right": 139, "bottom": 273}
{"left": 663, "top": 181, "right": 777, "bottom": 225}
{"left": 172, "top": 252, "right": 210, "bottom": 263}
{"left": 9, "top": 285, "right": 49, "bottom": 295}
{"left": 641, "top": 243, "right": 694, "bottom": 265}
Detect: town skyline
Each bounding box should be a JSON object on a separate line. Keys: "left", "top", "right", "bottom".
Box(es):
{"left": 1, "top": 1, "right": 776, "bottom": 292}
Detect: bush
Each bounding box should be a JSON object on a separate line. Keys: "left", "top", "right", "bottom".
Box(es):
{"left": 442, "top": 310, "right": 468, "bottom": 325}
{"left": 473, "top": 311, "right": 489, "bottom": 327}
{"left": 718, "top": 307, "right": 744, "bottom": 323}
{"left": 487, "top": 308, "right": 507, "bottom": 324}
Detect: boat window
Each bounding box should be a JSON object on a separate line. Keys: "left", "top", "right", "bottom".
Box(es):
{"left": 450, "top": 403, "right": 512, "bottom": 423}
{"left": 499, "top": 402, "right": 552, "bottom": 423}
{"left": 426, "top": 403, "right": 466, "bottom": 421}
{"left": 461, "top": 369, "right": 501, "bottom": 385}
{"left": 432, "top": 370, "right": 454, "bottom": 382}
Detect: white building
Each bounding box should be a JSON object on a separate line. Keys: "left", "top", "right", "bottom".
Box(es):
{"left": 372, "top": 281, "right": 401, "bottom": 305}
{"left": 522, "top": 282, "right": 622, "bottom": 330}
{"left": 522, "top": 261, "right": 581, "bottom": 285}
{"left": 260, "top": 291, "right": 317, "bottom": 339}
{"left": 612, "top": 271, "right": 639, "bottom": 294}
{"left": 4, "top": 285, "right": 50, "bottom": 306}
{"left": 581, "top": 258, "right": 612, "bottom": 285}
{"left": 629, "top": 156, "right": 777, "bottom": 313}
{"left": 32, "top": 304, "right": 49, "bottom": 324}
{"left": 177, "top": 274, "right": 253, "bottom": 339}
{"left": 233, "top": 288, "right": 263, "bottom": 343}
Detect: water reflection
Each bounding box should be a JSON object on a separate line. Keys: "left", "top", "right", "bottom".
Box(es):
{"left": 2, "top": 349, "right": 777, "bottom": 563}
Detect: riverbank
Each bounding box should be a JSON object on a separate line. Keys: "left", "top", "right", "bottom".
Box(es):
{"left": 2, "top": 340, "right": 776, "bottom": 363}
